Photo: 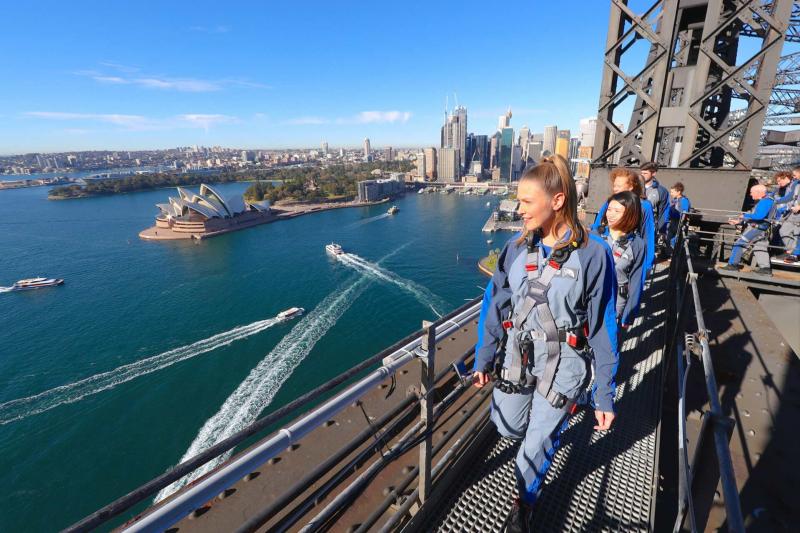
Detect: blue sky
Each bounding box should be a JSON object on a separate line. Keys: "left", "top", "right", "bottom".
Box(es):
{"left": 0, "top": 1, "right": 612, "bottom": 154}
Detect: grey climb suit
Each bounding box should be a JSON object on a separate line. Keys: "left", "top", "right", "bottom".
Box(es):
{"left": 474, "top": 231, "right": 619, "bottom": 505}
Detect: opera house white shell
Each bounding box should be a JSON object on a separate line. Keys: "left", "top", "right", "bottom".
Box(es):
{"left": 156, "top": 184, "right": 269, "bottom": 221}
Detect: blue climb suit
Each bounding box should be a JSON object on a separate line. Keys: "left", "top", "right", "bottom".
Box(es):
{"left": 645, "top": 179, "right": 670, "bottom": 235}
{"left": 474, "top": 231, "right": 619, "bottom": 505}
{"left": 592, "top": 199, "right": 656, "bottom": 272}
{"left": 599, "top": 228, "right": 645, "bottom": 327}
{"left": 667, "top": 196, "right": 691, "bottom": 248}
{"left": 728, "top": 196, "right": 775, "bottom": 268}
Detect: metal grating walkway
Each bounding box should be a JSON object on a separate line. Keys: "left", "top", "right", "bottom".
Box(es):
{"left": 427, "top": 270, "right": 668, "bottom": 532}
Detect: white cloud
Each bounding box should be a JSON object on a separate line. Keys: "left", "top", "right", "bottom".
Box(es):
{"left": 134, "top": 77, "right": 221, "bottom": 92}
{"left": 99, "top": 61, "right": 140, "bottom": 73}
{"left": 24, "top": 111, "right": 238, "bottom": 133}
{"left": 352, "top": 111, "right": 412, "bottom": 124}
{"left": 286, "top": 111, "right": 412, "bottom": 126}
{"left": 285, "top": 116, "right": 329, "bottom": 125}
{"left": 177, "top": 114, "right": 238, "bottom": 132}
{"left": 76, "top": 65, "right": 268, "bottom": 93}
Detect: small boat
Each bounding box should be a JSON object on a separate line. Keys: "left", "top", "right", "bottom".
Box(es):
{"left": 278, "top": 307, "right": 304, "bottom": 319}
{"left": 10, "top": 277, "right": 64, "bottom": 291}
{"left": 417, "top": 188, "right": 425, "bottom": 194}
{"left": 486, "top": 239, "right": 493, "bottom": 244}
{"left": 486, "top": 201, "right": 491, "bottom": 207}
{"left": 325, "top": 243, "right": 344, "bottom": 256}
{"left": 388, "top": 206, "right": 399, "bottom": 215}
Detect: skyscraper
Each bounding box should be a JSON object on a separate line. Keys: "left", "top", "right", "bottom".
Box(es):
{"left": 437, "top": 148, "right": 458, "bottom": 181}
{"left": 579, "top": 117, "right": 597, "bottom": 148}
{"left": 363, "top": 138, "right": 371, "bottom": 160}
{"left": 511, "top": 145, "right": 523, "bottom": 181}
{"left": 441, "top": 105, "right": 468, "bottom": 176}
{"left": 518, "top": 126, "right": 530, "bottom": 156}
{"left": 500, "top": 127, "right": 514, "bottom": 182}
{"left": 473, "top": 135, "right": 490, "bottom": 170}
{"left": 416, "top": 152, "right": 426, "bottom": 179}
{"left": 424, "top": 147, "right": 437, "bottom": 180}
{"left": 526, "top": 140, "right": 543, "bottom": 163}
{"left": 497, "top": 107, "right": 512, "bottom": 130}
{"left": 490, "top": 132, "right": 500, "bottom": 169}
{"left": 568, "top": 137, "right": 581, "bottom": 174}
{"left": 385, "top": 146, "right": 394, "bottom": 161}
{"left": 543, "top": 125, "right": 558, "bottom": 156}
{"left": 555, "top": 129, "right": 571, "bottom": 159}
{"left": 321, "top": 141, "right": 329, "bottom": 155}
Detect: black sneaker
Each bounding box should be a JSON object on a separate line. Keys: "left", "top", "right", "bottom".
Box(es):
{"left": 785, "top": 255, "right": 799, "bottom": 264}
{"left": 752, "top": 267, "right": 773, "bottom": 276}
{"left": 504, "top": 498, "right": 534, "bottom": 533}
{"left": 720, "top": 264, "right": 741, "bottom": 272}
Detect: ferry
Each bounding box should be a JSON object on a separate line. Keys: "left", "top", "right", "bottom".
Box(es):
{"left": 387, "top": 206, "right": 399, "bottom": 215}
{"left": 277, "top": 307, "right": 304, "bottom": 319}
{"left": 10, "top": 277, "right": 64, "bottom": 291}
{"left": 325, "top": 243, "right": 344, "bottom": 256}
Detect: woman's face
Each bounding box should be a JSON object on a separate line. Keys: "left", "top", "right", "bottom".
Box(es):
{"left": 517, "top": 179, "right": 564, "bottom": 232}
{"left": 612, "top": 176, "right": 632, "bottom": 194}
{"left": 606, "top": 200, "right": 625, "bottom": 229}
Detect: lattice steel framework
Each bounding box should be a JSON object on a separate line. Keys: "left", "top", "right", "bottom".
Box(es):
{"left": 592, "top": 0, "right": 795, "bottom": 171}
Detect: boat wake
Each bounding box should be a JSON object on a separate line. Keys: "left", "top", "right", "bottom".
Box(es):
{"left": 0, "top": 287, "right": 13, "bottom": 293}
{"left": 156, "top": 274, "right": 371, "bottom": 501}
{"left": 338, "top": 253, "right": 446, "bottom": 316}
{"left": 0, "top": 315, "right": 288, "bottom": 425}
{"left": 348, "top": 213, "right": 390, "bottom": 228}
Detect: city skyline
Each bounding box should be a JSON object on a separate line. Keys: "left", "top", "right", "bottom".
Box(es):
{"left": 0, "top": 1, "right": 612, "bottom": 154}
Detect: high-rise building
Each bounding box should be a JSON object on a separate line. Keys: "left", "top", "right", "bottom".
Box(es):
{"left": 437, "top": 148, "right": 458, "bottom": 181}
{"left": 497, "top": 107, "right": 512, "bottom": 130}
{"left": 452, "top": 106, "right": 468, "bottom": 174}
{"left": 416, "top": 152, "right": 426, "bottom": 179}
{"left": 472, "top": 135, "right": 489, "bottom": 170}
{"left": 321, "top": 141, "right": 329, "bottom": 155}
{"left": 424, "top": 147, "right": 437, "bottom": 180}
{"left": 500, "top": 127, "right": 514, "bottom": 182}
{"left": 579, "top": 117, "right": 597, "bottom": 148}
{"left": 526, "top": 140, "right": 543, "bottom": 163}
{"left": 568, "top": 137, "right": 581, "bottom": 174}
{"left": 511, "top": 145, "right": 523, "bottom": 181}
{"left": 363, "top": 138, "right": 371, "bottom": 160}
{"left": 576, "top": 145, "right": 593, "bottom": 178}
{"left": 518, "top": 126, "right": 530, "bottom": 154}
{"left": 385, "top": 146, "right": 394, "bottom": 161}
{"left": 543, "top": 125, "right": 558, "bottom": 156}
{"left": 555, "top": 129, "right": 571, "bottom": 159}
{"left": 490, "top": 132, "right": 501, "bottom": 169}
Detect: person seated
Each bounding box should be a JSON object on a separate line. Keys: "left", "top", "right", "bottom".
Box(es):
{"left": 721, "top": 184, "right": 775, "bottom": 276}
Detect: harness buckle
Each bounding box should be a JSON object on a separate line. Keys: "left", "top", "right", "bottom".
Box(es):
{"left": 502, "top": 320, "right": 513, "bottom": 330}
{"left": 565, "top": 332, "right": 579, "bottom": 348}
{"left": 525, "top": 264, "right": 538, "bottom": 272}
{"left": 548, "top": 259, "right": 561, "bottom": 270}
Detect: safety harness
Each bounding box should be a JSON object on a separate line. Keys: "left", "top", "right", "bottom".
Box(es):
{"left": 494, "top": 236, "right": 587, "bottom": 412}
{"left": 609, "top": 234, "right": 633, "bottom": 299}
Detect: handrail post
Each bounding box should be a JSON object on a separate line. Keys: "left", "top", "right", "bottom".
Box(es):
{"left": 418, "top": 320, "right": 436, "bottom": 503}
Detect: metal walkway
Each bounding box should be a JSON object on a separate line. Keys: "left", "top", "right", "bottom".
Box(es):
{"left": 425, "top": 269, "right": 668, "bottom": 532}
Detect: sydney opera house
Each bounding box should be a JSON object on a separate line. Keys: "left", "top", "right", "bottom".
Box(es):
{"left": 139, "top": 184, "right": 274, "bottom": 240}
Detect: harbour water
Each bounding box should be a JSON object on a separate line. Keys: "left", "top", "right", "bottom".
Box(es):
{"left": 0, "top": 183, "right": 499, "bottom": 531}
